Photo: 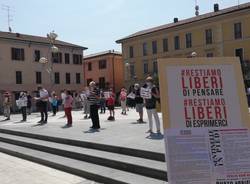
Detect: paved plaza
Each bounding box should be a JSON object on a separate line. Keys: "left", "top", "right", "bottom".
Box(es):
{"left": 0, "top": 108, "right": 165, "bottom": 153}
{"left": 0, "top": 108, "right": 165, "bottom": 183}
{"left": 0, "top": 152, "right": 97, "bottom": 184}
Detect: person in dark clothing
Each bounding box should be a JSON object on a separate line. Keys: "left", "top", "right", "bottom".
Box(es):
{"left": 127, "top": 85, "right": 136, "bottom": 108}
{"left": 88, "top": 81, "right": 100, "bottom": 129}
{"left": 134, "top": 83, "right": 144, "bottom": 123}
{"left": 18, "top": 92, "right": 28, "bottom": 122}
{"left": 27, "top": 92, "right": 32, "bottom": 115}
{"left": 34, "top": 86, "right": 49, "bottom": 124}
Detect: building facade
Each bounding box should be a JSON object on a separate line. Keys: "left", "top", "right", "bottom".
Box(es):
{"left": 83, "top": 50, "right": 124, "bottom": 93}
{"left": 116, "top": 3, "right": 250, "bottom": 88}
{"left": 0, "top": 31, "right": 87, "bottom": 112}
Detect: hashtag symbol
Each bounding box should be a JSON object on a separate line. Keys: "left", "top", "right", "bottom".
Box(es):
{"left": 181, "top": 70, "right": 185, "bottom": 76}
{"left": 184, "top": 99, "right": 188, "bottom": 106}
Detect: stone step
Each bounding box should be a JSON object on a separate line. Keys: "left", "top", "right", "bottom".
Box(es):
{"left": 0, "top": 132, "right": 167, "bottom": 180}
{"left": 0, "top": 142, "right": 168, "bottom": 184}
{"left": 0, "top": 128, "right": 165, "bottom": 162}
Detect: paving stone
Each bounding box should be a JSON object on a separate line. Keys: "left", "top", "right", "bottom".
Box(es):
{"left": 0, "top": 108, "right": 165, "bottom": 153}
{"left": 0, "top": 152, "right": 98, "bottom": 184}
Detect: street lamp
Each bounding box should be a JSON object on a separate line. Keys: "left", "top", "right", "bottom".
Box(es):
{"left": 125, "top": 62, "right": 130, "bottom": 67}
{"left": 47, "top": 31, "right": 58, "bottom": 41}
{"left": 190, "top": 51, "right": 197, "bottom": 58}
{"left": 125, "top": 62, "right": 130, "bottom": 80}
{"left": 51, "top": 45, "right": 59, "bottom": 53}
{"left": 46, "top": 30, "right": 59, "bottom": 53}
{"left": 39, "top": 57, "right": 48, "bottom": 64}
{"left": 39, "top": 30, "right": 59, "bottom": 90}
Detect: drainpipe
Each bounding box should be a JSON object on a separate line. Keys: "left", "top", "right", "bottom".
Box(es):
{"left": 83, "top": 59, "right": 85, "bottom": 86}
{"left": 112, "top": 51, "right": 115, "bottom": 92}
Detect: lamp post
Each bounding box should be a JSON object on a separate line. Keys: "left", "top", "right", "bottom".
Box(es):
{"left": 190, "top": 51, "right": 197, "bottom": 58}
{"left": 125, "top": 62, "right": 131, "bottom": 88}
{"left": 39, "top": 30, "right": 59, "bottom": 91}
{"left": 125, "top": 62, "right": 130, "bottom": 80}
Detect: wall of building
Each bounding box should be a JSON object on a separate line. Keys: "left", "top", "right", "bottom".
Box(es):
{"left": 120, "top": 9, "right": 250, "bottom": 87}
{"left": 83, "top": 53, "right": 124, "bottom": 93}
{"left": 0, "top": 38, "right": 84, "bottom": 112}
{"left": 114, "top": 55, "right": 125, "bottom": 92}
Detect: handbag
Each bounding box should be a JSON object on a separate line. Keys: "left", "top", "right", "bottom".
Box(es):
{"left": 16, "top": 100, "right": 22, "bottom": 109}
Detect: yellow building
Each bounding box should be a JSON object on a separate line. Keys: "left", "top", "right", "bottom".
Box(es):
{"left": 116, "top": 3, "right": 250, "bottom": 88}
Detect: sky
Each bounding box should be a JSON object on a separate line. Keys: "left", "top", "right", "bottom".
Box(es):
{"left": 0, "top": 0, "right": 249, "bottom": 55}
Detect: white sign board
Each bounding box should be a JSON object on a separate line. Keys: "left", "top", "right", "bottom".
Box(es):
{"left": 127, "top": 92, "right": 135, "bottom": 99}
{"left": 165, "top": 128, "right": 250, "bottom": 184}
{"left": 158, "top": 57, "right": 250, "bottom": 184}
{"left": 140, "top": 87, "right": 152, "bottom": 99}
{"left": 104, "top": 92, "right": 110, "bottom": 99}
{"left": 166, "top": 64, "right": 242, "bottom": 129}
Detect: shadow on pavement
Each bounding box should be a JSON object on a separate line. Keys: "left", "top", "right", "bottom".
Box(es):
{"left": 83, "top": 128, "right": 105, "bottom": 133}
{"left": 130, "top": 121, "right": 147, "bottom": 124}
{"left": 31, "top": 123, "right": 47, "bottom": 127}
{"left": 80, "top": 118, "right": 91, "bottom": 120}
{"left": 13, "top": 120, "right": 28, "bottom": 124}
{"left": 146, "top": 133, "right": 164, "bottom": 140}
{"left": 61, "top": 125, "right": 73, "bottom": 129}
{"left": 103, "top": 120, "right": 115, "bottom": 123}
{"left": 0, "top": 119, "right": 10, "bottom": 122}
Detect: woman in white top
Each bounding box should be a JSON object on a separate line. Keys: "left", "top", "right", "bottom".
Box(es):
{"left": 61, "top": 90, "right": 67, "bottom": 117}
{"left": 81, "top": 87, "right": 90, "bottom": 119}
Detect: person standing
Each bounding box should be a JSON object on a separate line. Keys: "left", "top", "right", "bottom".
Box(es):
{"left": 64, "top": 90, "right": 73, "bottom": 127}
{"left": 18, "top": 92, "right": 28, "bottom": 122}
{"left": 134, "top": 84, "right": 144, "bottom": 123}
{"left": 51, "top": 92, "right": 58, "bottom": 116}
{"left": 61, "top": 89, "right": 67, "bottom": 117}
{"left": 128, "top": 85, "right": 136, "bottom": 108}
{"left": 3, "top": 92, "right": 11, "bottom": 120}
{"left": 80, "top": 88, "right": 90, "bottom": 119}
{"left": 88, "top": 81, "right": 100, "bottom": 129}
{"left": 26, "top": 92, "right": 32, "bottom": 115}
{"left": 144, "top": 77, "right": 161, "bottom": 134}
{"left": 99, "top": 90, "right": 106, "bottom": 114}
{"left": 120, "top": 88, "right": 127, "bottom": 115}
{"left": 35, "top": 86, "right": 49, "bottom": 124}
{"left": 75, "top": 93, "right": 82, "bottom": 109}
{"left": 107, "top": 88, "right": 115, "bottom": 120}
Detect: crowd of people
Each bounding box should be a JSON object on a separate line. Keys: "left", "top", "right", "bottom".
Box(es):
{"left": 1, "top": 76, "right": 162, "bottom": 134}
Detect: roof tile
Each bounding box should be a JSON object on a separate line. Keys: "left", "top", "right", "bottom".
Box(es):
{"left": 0, "top": 31, "right": 87, "bottom": 50}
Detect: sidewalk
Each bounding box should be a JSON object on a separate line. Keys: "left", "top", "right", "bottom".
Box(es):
{"left": 0, "top": 108, "right": 165, "bottom": 154}
{"left": 0, "top": 152, "right": 97, "bottom": 184}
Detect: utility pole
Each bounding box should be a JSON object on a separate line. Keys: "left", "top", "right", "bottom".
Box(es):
{"left": 2, "top": 4, "right": 13, "bottom": 32}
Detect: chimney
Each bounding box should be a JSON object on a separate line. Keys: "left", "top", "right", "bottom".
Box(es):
{"left": 174, "top": 18, "right": 178, "bottom": 23}
{"left": 214, "top": 3, "right": 219, "bottom": 12}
